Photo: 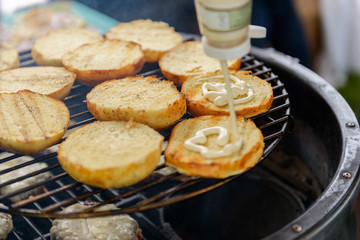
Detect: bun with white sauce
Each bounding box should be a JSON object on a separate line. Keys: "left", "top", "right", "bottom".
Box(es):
{"left": 181, "top": 70, "right": 273, "bottom": 118}
{"left": 165, "top": 115, "right": 264, "bottom": 178}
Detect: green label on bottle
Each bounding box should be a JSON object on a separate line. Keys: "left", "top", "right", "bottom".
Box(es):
{"left": 229, "top": 2, "right": 252, "bottom": 30}
{"left": 200, "top": 1, "right": 252, "bottom": 31}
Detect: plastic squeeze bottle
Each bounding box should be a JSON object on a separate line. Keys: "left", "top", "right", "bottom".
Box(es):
{"left": 194, "top": 0, "right": 266, "bottom": 140}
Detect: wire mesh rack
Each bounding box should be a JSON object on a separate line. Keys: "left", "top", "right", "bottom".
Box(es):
{"left": 0, "top": 38, "right": 290, "bottom": 237}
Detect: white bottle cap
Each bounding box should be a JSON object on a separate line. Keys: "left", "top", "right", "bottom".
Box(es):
{"left": 202, "top": 37, "right": 251, "bottom": 60}
{"left": 202, "top": 25, "right": 266, "bottom": 60}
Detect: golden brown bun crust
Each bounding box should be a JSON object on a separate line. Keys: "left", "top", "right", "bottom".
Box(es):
{"left": 86, "top": 76, "right": 186, "bottom": 130}
{"left": 0, "top": 66, "right": 76, "bottom": 100}
{"left": 164, "top": 115, "right": 264, "bottom": 178}
{"left": 182, "top": 70, "right": 273, "bottom": 118}
{"left": 0, "top": 90, "right": 70, "bottom": 154}
{"left": 142, "top": 48, "right": 166, "bottom": 63}
{"left": 62, "top": 40, "right": 145, "bottom": 86}
{"left": 105, "top": 19, "right": 183, "bottom": 62}
{"left": 0, "top": 42, "right": 20, "bottom": 72}
{"left": 57, "top": 121, "right": 164, "bottom": 189}
{"left": 31, "top": 28, "right": 104, "bottom": 66}
{"left": 159, "top": 41, "right": 241, "bottom": 86}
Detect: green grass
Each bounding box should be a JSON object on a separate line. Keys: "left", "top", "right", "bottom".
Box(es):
{"left": 337, "top": 74, "right": 360, "bottom": 119}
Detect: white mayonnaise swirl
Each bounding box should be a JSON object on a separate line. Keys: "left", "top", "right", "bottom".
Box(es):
{"left": 184, "top": 126, "right": 242, "bottom": 158}
{"left": 201, "top": 75, "right": 254, "bottom": 106}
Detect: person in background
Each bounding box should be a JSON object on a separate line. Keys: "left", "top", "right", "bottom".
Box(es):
{"left": 251, "top": 0, "right": 312, "bottom": 69}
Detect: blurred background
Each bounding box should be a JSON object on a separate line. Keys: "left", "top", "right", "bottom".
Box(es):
{"left": 1, "top": 0, "right": 359, "bottom": 119}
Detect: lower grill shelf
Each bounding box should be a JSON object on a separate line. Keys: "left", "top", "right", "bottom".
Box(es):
{"left": 0, "top": 44, "right": 290, "bottom": 221}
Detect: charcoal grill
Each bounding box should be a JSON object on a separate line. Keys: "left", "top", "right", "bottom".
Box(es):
{"left": 1, "top": 38, "right": 360, "bottom": 240}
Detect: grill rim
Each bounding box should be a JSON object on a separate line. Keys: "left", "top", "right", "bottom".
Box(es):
{"left": 251, "top": 47, "right": 360, "bottom": 240}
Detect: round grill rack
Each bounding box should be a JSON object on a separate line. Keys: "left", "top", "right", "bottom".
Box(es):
{"left": 0, "top": 37, "right": 290, "bottom": 218}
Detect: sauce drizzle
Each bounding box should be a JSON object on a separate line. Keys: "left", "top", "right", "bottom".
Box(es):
{"left": 201, "top": 74, "right": 254, "bottom": 106}
{"left": 184, "top": 126, "right": 242, "bottom": 158}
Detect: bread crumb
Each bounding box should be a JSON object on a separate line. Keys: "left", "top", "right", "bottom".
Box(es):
{"left": 125, "top": 118, "right": 136, "bottom": 128}
{"left": 186, "top": 66, "right": 202, "bottom": 73}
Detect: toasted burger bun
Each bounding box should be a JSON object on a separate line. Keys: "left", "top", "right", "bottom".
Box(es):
{"left": 0, "top": 153, "right": 50, "bottom": 202}
{"left": 57, "top": 121, "right": 164, "bottom": 189}
{"left": 86, "top": 76, "right": 186, "bottom": 130}
{"left": 50, "top": 203, "right": 142, "bottom": 240}
{"left": 106, "top": 19, "right": 183, "bottom": 62}
{"left": 182, "top": 70, "right": 273, "bottom": 118}
{"left": 0, "top": 204, "right": 13, "bottom": 240}
{"left": 159, "top": 41, "right": 241, "bottom": 86}
{"left": 164, "top": 115, "right": 264, "bottom": 178}
{"left": 0, "top": 42, "right": 20, "bottom": 72}
{"left": 0, "top": 90, "right": 70, "bottom": 155}
{"left": 0, "top": 66, "right": 76, "bottom": 100}
{"left": 62, "top": 39, "right": 145, "bottom": 86}
{"left": 32, "top": 28, "right": 103, "bottom": 66}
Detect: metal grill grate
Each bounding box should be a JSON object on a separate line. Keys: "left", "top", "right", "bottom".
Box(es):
{"left": 0, "top": 40, "right": 290, "bottom": 228}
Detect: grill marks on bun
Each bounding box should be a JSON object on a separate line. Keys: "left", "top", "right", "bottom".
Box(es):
{"left": 0, "top": 66, "right": 76, "bottom": 100}
{"left": 0, "top": 91, "right": 70, "bottom": 155}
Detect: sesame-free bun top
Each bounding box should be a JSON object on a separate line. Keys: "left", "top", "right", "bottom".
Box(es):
{"left": 0, "top": 66, "right": 76, "bottom": 100}
{"left": 0, "top": 42, "right": 20, "bottom": 72}
{"left": 0, "top": 90, "right": 70, "bottom": 155}
{"left": 62, "top": 39, "right": 145, "bottom": 86}
{"left": 32, "top": 28, "right": 104, "bottom": 66}
{"left": 159, "top": 41, "right": 241, "bottom": 86}
{"left": 86, "top": 75, "right": 186, "bottom": 130}
{"left": 106, "top": 19, "right": 183, "bottom": 62}
{"left": 57, "top": 121, "right": 164, "bottom": 189}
